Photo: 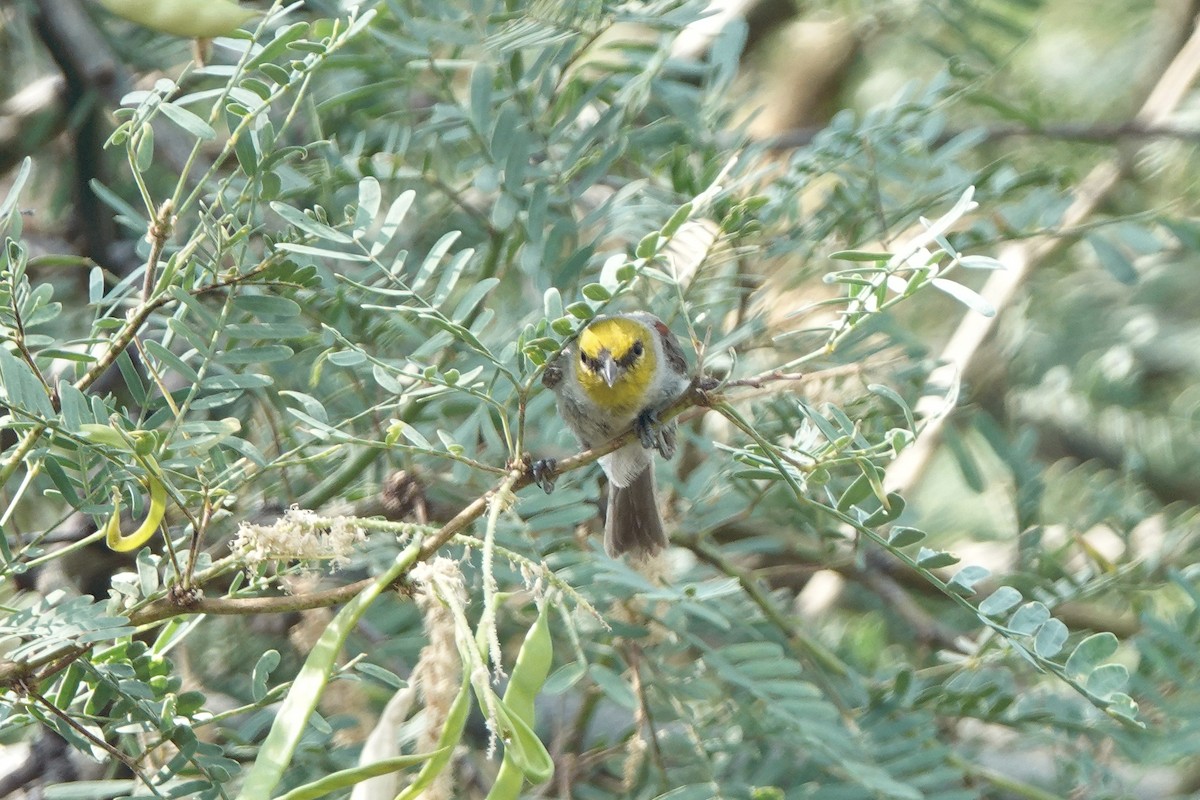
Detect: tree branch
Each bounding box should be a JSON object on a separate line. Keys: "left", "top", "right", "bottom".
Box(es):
{"left": 763, "top": 119, "right": 1200, "bottom": 151}
{"left": 0, "top": 363, "right": 860, "bottom": 689}
{"left": 885, "top": 13, "right": 1200, "bottom": 497}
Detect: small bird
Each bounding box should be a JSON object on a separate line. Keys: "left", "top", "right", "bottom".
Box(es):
{"left": 539, "top": 312, "right": 691, "bottom": 557}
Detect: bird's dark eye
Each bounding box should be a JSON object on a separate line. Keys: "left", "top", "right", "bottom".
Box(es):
{"left": 632, "top": 340, "right": 644, "bottom": 357}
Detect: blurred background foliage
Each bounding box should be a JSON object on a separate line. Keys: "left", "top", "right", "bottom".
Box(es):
{"left": 1, "top": 0, "right": 1199, "bottom": 798}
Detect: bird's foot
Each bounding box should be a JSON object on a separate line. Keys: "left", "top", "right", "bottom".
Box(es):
{"left": 530, "top": 457, "right": 558, "bottom": 494}
{"left": 635, "top": 408, "right": 676, "bottom": 460}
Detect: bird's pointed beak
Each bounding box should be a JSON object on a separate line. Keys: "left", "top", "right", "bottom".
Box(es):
{"left": 600, "top": 353, "right": 619, "bottom": 387}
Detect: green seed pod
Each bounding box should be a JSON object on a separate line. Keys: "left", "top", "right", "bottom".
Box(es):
{"left": 100, "top": 0, "right": 257, "bottom": 38}
{"left": 485, "top": 601, "right": 554, "bottom": 798}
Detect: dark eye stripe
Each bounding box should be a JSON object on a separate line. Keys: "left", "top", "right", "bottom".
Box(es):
{"left": 616, "top": 341, "right": 644, "bottom": 369}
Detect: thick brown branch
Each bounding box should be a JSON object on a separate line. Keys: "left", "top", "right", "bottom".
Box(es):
{"left": 128, "top": 577, "right": 376, "bottom": 626}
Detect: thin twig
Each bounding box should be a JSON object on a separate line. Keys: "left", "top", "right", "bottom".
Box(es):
{"left": 946, "top": 753, "right": 1067, "bottom": 800}
{"left": 25, "top": 687, "right": 157, "bottom": 794}
{"left": 850, "top": 559, "right": 964, "bottom": 652}
{"left": 683, "top": 537, "right": 851, "bottom": 679}
{"left": 140, "top": 200, "right": 174, "bottom": 302}
{"left": 682, "top": 536, "right": 863, "bottom": 731}
{"left": 623, "top": 644, "right": 668, "bottom": 789}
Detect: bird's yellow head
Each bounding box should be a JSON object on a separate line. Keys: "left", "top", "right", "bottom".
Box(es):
{"left": 576, "top": 317, "right": 656, "bottom": 414}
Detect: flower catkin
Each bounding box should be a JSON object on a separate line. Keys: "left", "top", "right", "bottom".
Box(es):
{"left": 230, "top": 505, "right": 365, "bottom": 568}
{"left": 408, "top": 557, "right": 467, "bottom": 800}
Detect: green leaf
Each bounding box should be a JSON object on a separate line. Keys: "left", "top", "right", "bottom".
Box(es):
{"left": 661, "top": 201, "right": 693, "bottom": 238}
{"left": 1034, "top": 619, "right": 1069, "bottom": 658}
{"left": 636, "top": 231, "right": 660, "bottom": 259}
{"left": 916, "top": 547, "right": 959, "bottom": 569}
{"left": 1103, "top": 692, "right": 1141, "bottom": 725}
{"left": 233, "top": 294, "right": 302, "bottom": 317}
{"left": 432, "top": 248, "right": 476, "bottom": 306}
{"left": 220, "top": 345, "right": 294, "bottom": 364}
{"left": 958, "top": 254, "right": 1005, "bottom": 269}
{"left": 353, "top": 662, "right": 406, "bottom": 689}
{"left": 158, "top": 102, "right": 217, "bottom": 140}
{"left": 354, "top": 176, "right": 381, "bottom": 237}
{"left": 387, "top": 419, "right": 432, "bottom": 450}
{"left": 589, "top": 664, "right": 636, "bottom": 710}
{"left": 1065, "top": 632, "right": 1119, "bottom": 678}
{"left": 452, "top": 277, "right": 499, "bottom": 321}
{"left": 276, "top": 242, "right": 369, "bottom": 262}
{"left": 1088, "top": 233, "right": 1137, "bottom": 284}
{"left": 1008, "top": 602, "right": 1050, "bottom": 635}
{"left": 371, "top": 190, "right": 416, "bottom": 257}
{"left": 275, "top": 751, "right": 448, "bottom": 800}
{"left": 862, "top": 492, "right": 905, "bottom": 525}
{"left": 868, "top": 383, "right": 915, "bottom": 429}
{"left": 565, "top": 301, "right": 593, "bottom": 320}
{"left": 0, "top": 157, "right": 31, "bottom": 223}
{"left": 144, "top": 340, "right": 200, "bottom": 383}
{"left": 978, "top": 586, "right": 1022, "bottom": 618}
{"left": 233, "top": 125, "right": 260, "bottom": 174}
{"left": 581, "top": 283, "right": 611, "bottom": 301}
{"left": 89, "top": 178, "right": 143, "bottom": 225}
{"left": 0, "top": 348, "right": 54, "bottom": 418}
{"left": 842, "top": 760, "right": 922, "bottom": 800}
{"left": 271, "top": 202, "right": 353, "bottom": 244}
{"left": 543, "top": 287, "right": 563, "bottom": 319}
{"left": 134, "top": 122, "right": 154, "bottom": 172}
{"left": 469, "top": 63, "right": 493, "bottom": 136}
{"left": 830, "top": 250, "right": 892, "bottom": 262}
{"left": 246, "top": 21, "right": 310, "bottom": 71}
{"left": 411, "top": 231, "right": 463, "bottom": 294}
{"left": 888, "top": 526, "right": 927, "bottom": 548}
{"left": 930, "top": 277, "right": 994, "bottom": 316}
{"left": 1086, "top": 663, "right": 1128, "bottom": 700}
{"left": 836, "top": 471, "right": 875, "bottom": 512}
{"left": 252, "top": 650, "right": 280, "bottom": 702}
{"left": 948, "top": 564, "right": 990, "bottom": 594}
{"left": 327, "top": 349, "right": 366, "bottom": 367}
{"left": 543, "top": 662, "right": 586, "bottom": 695}
{"left": 136, "top": 550, "right": 159, "bottom": 597}
{"left": 280, "top": 390, "right": 328, "bottom": 424}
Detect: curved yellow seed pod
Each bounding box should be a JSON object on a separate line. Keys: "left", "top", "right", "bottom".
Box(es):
{"left": 99, "top": 0, "right": 258, "bottom": 39}
{"left": 104, "top": 474, "right": 168, "bottom": 552}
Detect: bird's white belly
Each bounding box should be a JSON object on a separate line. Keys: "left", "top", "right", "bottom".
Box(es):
{"left": 600, "top": 442, "right": 651, "bottom": 488}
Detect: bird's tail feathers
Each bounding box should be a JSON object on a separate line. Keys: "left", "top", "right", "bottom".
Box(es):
{"left": 604, "top": 468, "right": 668, "bottom": 557}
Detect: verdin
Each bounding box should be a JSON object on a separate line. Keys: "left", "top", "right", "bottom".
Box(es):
{"left": 539, "top": 312, "right": 690, "bottom": 557}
